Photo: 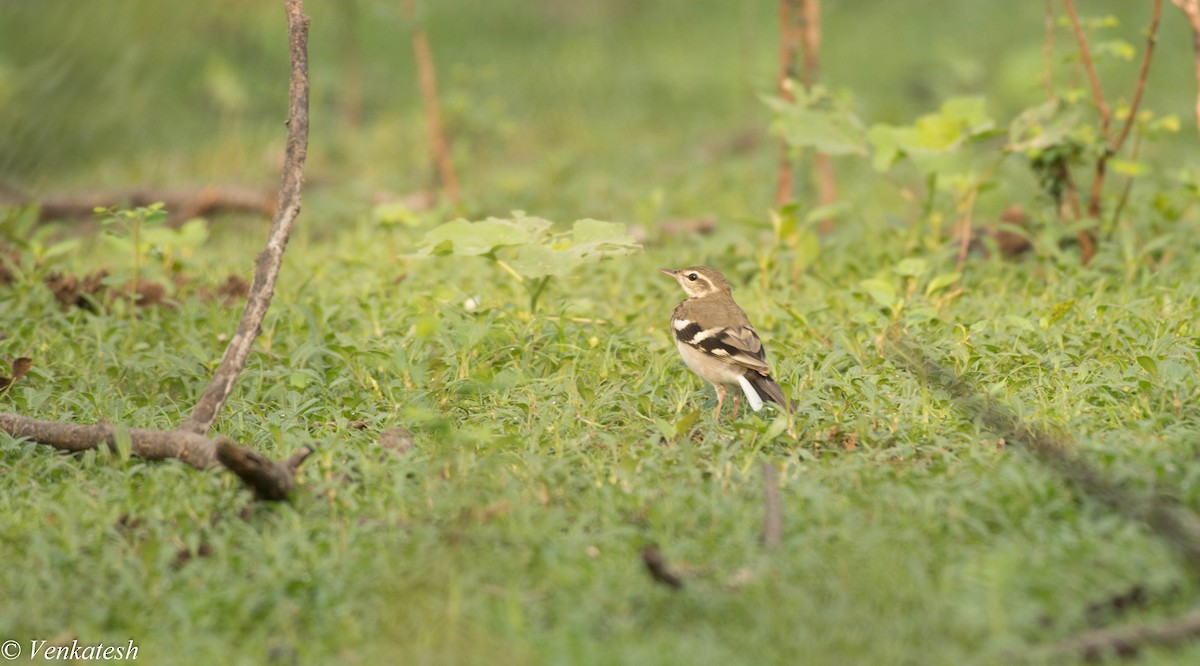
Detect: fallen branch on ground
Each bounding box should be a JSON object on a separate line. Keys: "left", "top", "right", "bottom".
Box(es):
{"left": 1050, "top": 606, "right": 1200, "bottom": 661}
{"left": 886, "top": 334, "right": 1200, "bottom": 576}
{"left": 0, "top": 412, "right": 312, "bottom": 498}
{"left": 1, "top": 185, "right": 276, "bottom": 226}
{"left": 0, "top": 0, "right": 313, "bottom": 501}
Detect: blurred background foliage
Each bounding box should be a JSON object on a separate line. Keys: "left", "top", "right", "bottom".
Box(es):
{"left": 1, "top": 0, "right": 1193, "bottom": 229}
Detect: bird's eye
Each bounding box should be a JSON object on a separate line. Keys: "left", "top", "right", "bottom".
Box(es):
{"left": 687, "top": 273, "right": 698, "bottom": 281}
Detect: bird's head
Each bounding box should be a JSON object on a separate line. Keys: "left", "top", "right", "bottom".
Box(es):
{"left": 658, "top": 266, "right": 732, "bottom": 299}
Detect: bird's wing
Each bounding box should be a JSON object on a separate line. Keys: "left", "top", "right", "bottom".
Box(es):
{"left": 672, "top": 302, "right": 772, "bottom": 375}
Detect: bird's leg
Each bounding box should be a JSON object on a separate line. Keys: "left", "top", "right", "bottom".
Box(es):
{"left": 730, "top": 393, "right": 741, "bottom": 419}
{"left": 713, "top": 384, "right": 727, "bottom": 420}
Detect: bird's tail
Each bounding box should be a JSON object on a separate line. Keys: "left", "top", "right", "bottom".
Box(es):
{"left": 738, "top": 372, "right": 795, "bottom": 413}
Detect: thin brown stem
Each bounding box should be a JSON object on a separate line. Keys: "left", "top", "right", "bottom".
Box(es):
{"left": 774, "top": 0, "right": 803, "bottom": 207}
{"left": 1110, "top": 0, "right": 1162, "bottom": 153}
{"left": 1062, "top": 0, "right": 1110, "bottom": 137}
{"left": 181, "top": 0, "right": 310, "bottom": 435}
{"left": 800, "top": 0, "right": 837, "bottom": 230}
{"left": 1042, "top": 0, "right": 1057, "bottom": 101}
{"left": 405, "top": 0, "right": 461, "bottom": 206}
{"left": 1170, "top": 0, "right": 1200, "bottom": 131}
{"left": 955, "top": 185, "right": 979, "bottom": 274}
{"left": 1110, "top": 130, "right": 1144, "bottom": 229}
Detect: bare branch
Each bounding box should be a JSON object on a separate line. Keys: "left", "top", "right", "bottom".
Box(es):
{"left": 0, "top": 185, "right": 276, "bottom": 226}
{"left": 955, "top": 184, "right": 979, "bottom": 274}
{"left": 1042, "top": 0, "right": 1057, "bottom": 101}
{"left": 1061, "top": 0, "right": 1110, "bottom": 137}
{"left": 404, "top": 0, "right": 461, "bottom": 206}
{"left": 774, "top": 0, "right": 803, "bottom": 207}
{"left": 1173, "top": 0, "right": 1200, "bottom": 131}
{"left": 217, "top": 439, "right": 312, "bottom": 500}
{"left": 1050, "top": 607, "right": 1200, "bottom": 661}
{"left": 886, "top": 335, "right": 1200, "bottom": 576}
{"left": 181, "top": 0, "right": 310, "bottom": 435}
{"left": 641, "top": 546, "right": 684, "bottom": 589}
{"left": 1, "top": 411, "right": 218, "bottom": 469}
{"left": 1109, "top": 0, "right": 1162, "bottom": 153}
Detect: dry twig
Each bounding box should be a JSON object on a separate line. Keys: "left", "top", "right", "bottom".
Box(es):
{"left": 1171, "top": 0, "right": 1200, "bottom": 131}
{"left": 181, "top": 0, "right": 311, "bottom": 435}
{"left": 403, "top": 0, "right": 461, "bottom": 206}
{"left": 1050, "top": 606, "right": 1200, "bottom": 661}
{"left": 886, "top": 335, "right": 1200, "bottom": 576}
{"left": 1059, "top": 0, "right": 1162, "bottom": 262}
{"left": 641, "top": 546, "right": 685, "bottom": 589}
{"left": 0, "top": 0, "right": 314, "bottom": 501}
{"left": 0, "top": 185, "right": 277, "bottom": 226}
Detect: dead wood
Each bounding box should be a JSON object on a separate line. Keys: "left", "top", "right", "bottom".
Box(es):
{"left": 1051, "top": 607, "right": 1200, "bottom": 661}
{"left": 641, "top": 545, "right": 684, "bottom": 589}
{"left": 404, "top": 0, "right": 461, "bottom": 206}
{"left": 886, "top": 335, "right": 1200, "bottom": 576}
{"left": 0, "top": 0, "right": 314, "bottom": 502}
{"left": 181, "top": 0, "right": 311, "bottom": 435}
{"left": 217, "top": 440, "right": 313, "bottom": 500}
{"left": 2, "top": 185, "right": 276, "bottom": 226}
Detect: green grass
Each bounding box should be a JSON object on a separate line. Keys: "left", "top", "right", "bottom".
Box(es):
{"left": 5, "top": 0, "right": 1200, "bottom": 664}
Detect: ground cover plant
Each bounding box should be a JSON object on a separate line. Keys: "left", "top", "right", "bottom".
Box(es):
{"left": 4, "top": 0, "right": 1200, "bottom": 663}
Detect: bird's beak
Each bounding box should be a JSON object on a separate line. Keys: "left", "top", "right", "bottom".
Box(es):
{"left": 658, "top": 268, "right": 678, "bottom": 278}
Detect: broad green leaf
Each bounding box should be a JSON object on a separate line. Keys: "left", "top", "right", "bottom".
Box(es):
{"left": 507, "top": 243, "right": 579, "bottom": 278}
{"left": 1007, "top": 100, "right": 1084, "bottom": 152}
{"left": 925, "top": 272, "right": 961, "bottom": 297}
{"left": 567, "top": 219, "right": 641, "bottom": 258}
{"left": 893, "top": 258, "right": 929, "bottom": 277}
{"left": 859, "top": 278, "right": 896, "bottom": 307}
{"left": 773, "top": 107, "right": 868, "bottom": 156}
{"left": 1136, "top": 355, "right": 1158, "bottom": 377}
{"left": 867, "top": 124, "right": 903, "bottom": 171}
{"left": 412, "top": 217, "right": 547, "bottom": 257}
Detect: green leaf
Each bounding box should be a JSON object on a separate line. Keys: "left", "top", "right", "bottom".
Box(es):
{"left": 411, "top": 217, "right": 549, "bottom": 257}
{"left": 1110, "top": 159, "right": 1144, "bottom": 177}
{"left": 1007, "top": 100, "right": 1084, "bottom": 153}
{"left": 289, "top": 370, "right": 310, "bottom": 390}
{"left": 858, "top": 278, "right": 897, "bottom": 307}
{"left": 1047, "top": 299, "right": 1075, "bottom": 327}
{"left": 772, "top": 107, "right": 868, "bottom": 156}
{"left": 925, "top": 272, "right": 962, "bottom": 297}
{"left": 803, "top": 201, "right": 852, "bottom": 225}
{"left": 507, "top": 244, "right": 578, "bottom": 279}
{"left": 1136, "top": 355, "right": 1158, "bottom": 377}
{"left": 566, "top": 219, "right": 641, "bottom": 258}
{"left": 867, "top": 124, "right": 902, "bottom": 172}
{"left": 893, "top": 258, "right": 929, "bottom": 278}
{"left": 654, "top": 418, "right": 675, "bottom": 443}
{"left": 1096, "top": 39, "right": 1136, "bottom": 61}
{"left": 112, "top": 428, "right": 133, "bottom": 462}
